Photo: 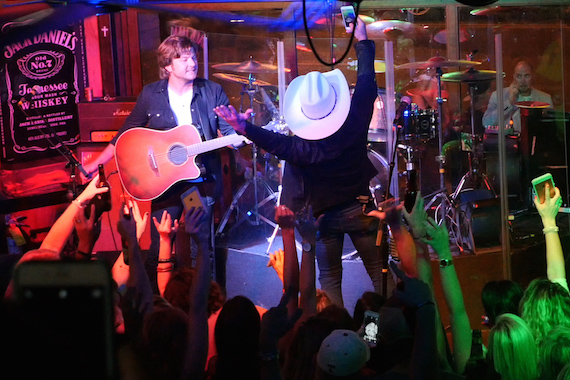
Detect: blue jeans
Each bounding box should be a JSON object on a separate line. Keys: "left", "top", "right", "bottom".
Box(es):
{"left": 316, "top": 201, "right": 382, "bottom": 307}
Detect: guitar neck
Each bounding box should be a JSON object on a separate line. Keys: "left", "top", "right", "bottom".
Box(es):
{"left": 187, "top": 134, "right": 245, "bottom": 156}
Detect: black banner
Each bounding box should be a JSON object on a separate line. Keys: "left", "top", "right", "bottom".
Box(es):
{"left": 1, "top": 25, "right": 81, "bottom": 163}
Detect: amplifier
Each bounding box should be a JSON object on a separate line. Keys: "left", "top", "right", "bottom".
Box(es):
{"left": 78, "top": 101, "right": 136, "bottom": 142}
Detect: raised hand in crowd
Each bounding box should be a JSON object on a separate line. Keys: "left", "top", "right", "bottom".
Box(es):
{"left": 534, "top": 182, "right": 566, "bottom": 283}
{"left": 390, "top": 261, "right": 438, "bottom": 379}
{"left": 41, "top": 173, "right": 109, "bottom": 255}
{"left": 153, "top": 209, "right": 179, "bottom": 295}
{"left": 422, "top": 216, "right": 472, "bottom": 375}
{"left": 296, "top": 205, "right": 321, "bottom": 317}
{"left": 260, "top": 290, "right": 303, "bottom": 380}
{"left": 72, "top": 203, "right": 98, "bottom": 260}
{"left": 182, "top": 206, "right": 211, "bottom": 378}
{"left": 274, "top": 205, "right": 300, "bottom": 317}
{"left": 117, "top": 204, "right": 153, "bottom": 318}
{"left": 267, "top": 248, "right": 284, "bottom": 283}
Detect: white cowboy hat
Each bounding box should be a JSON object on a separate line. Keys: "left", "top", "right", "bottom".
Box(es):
{"left": 283, "top": 69, "right": 350, "bottom": 140}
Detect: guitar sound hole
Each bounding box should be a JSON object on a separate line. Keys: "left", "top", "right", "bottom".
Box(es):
{"left": 168, "top": 144, "right": 188, "bottom": 166}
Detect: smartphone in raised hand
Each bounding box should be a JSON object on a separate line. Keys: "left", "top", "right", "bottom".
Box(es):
{"left": 340, "top": 5, "right": 356, "bottom": 32}
{"left": 362, "top": 310, "right": 380, "bottom": 345}
{"left": 532, "top": 173, "right": 556, "bottom": 204}
{"left": 180, "top": 186, "right": 206, "bottom": 211}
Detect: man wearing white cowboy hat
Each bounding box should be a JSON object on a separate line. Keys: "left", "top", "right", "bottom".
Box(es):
{"left": 214, "top": 17, "right": 382, "bottom": 307}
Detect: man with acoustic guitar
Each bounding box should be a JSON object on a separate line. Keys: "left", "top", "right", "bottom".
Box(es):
{"left": 83, "top": 34, "right": 241, "bottom": 294}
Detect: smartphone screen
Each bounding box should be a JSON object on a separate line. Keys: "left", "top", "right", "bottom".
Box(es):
{"left": 12, "top": 261, "right": 116, "bottom": 380}
{"left": 340, "top": 5, "right": 356, "bottom": 30}
{"left": 362, "top": 310, "right": 380, "bottom": 344}
{"left": 532, "top": 173, "right": 555, "bottom": 204}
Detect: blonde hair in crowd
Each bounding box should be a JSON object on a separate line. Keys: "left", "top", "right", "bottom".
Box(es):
{"left": 488, "top": 313, "right": 538, "bottom": 380}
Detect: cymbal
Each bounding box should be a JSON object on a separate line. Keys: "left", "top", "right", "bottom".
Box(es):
{"left": 212, "top": 58, "right": 291, "bottom": 73}
{"left": 434, "top": 28, "right": 469, "bottom": 44}
{"left": 515, "top": 101, "right": 550, "bottom": 109}
{"left": 367, "top": 20, "right": 423, "bottom": 39}
{"left": 213, "top": 73, "right": 273, "bottom": 87}
{"left": 442, "top": 68, "right": 502, "bottom": 83}
{"left": 396, "top": 57, "right": 481, "bottom": 70}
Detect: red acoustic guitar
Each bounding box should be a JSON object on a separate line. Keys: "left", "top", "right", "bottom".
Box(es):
{"left": 114, "top": 124, "right": 247, "bottom": 201}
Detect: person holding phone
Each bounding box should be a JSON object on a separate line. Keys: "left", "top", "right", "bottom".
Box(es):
{"left": 81, "top": 35, "right": 238, "bottom": 294}
{"left": 483, "top": 61, "right": 553, "bottom": 133}
{"left": 214, "top": 17, "right": 381, "bottom": 307}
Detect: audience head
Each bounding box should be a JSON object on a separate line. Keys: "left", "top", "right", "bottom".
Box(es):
{"left": 538, "top": 327, "right": 570, "bottom": 380}
{"left": 214, "top": 295, "right": 260, "bottom": 370}
{"left": 520, "top": 278, "right": 570, "bottom": 342}
{"left": 4, "top": 248, "right": 60, "bottom": 299}
{"left": 142, "top": 305, "right": 189, "bottom": 380}
{"left": 283, "top": 316, "right": 338, "bottom": 380}
{"left": 317, "top": 304, "right": 354, "bottom": 330}
{"left": 487, "top": 313, "right": 538, "bottom": 380}
{"left": 316, "top": 329, "right": 370, "bottom": 379}
{"left": 316, "top": 288, "right": 333, "bottom": 313}
{"left": 481, "top": 280, "right": 524, "bottom": 327}
{"left": 163, "top": 267, "right": 226, "bottom": 316}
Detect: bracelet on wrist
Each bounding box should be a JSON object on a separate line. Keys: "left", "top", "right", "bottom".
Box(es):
{"left": 157, "top": 266, "right": 173, "bottom": 273}
{"left": 158, "top": 258, "right": 174, "bottom": 264}
{"left": 543, "top": 226, "right": 559, "bottom": 234}
{"left": 72, "top": 198, "right": 88, "bottom": 209}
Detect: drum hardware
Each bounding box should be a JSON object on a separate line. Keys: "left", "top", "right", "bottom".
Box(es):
{"left": 213, "top": 72, "right": 273, "bottom": 87}
{"left": 212, "top": 57, "right": 291, "bottom": 74}
{"left": 216, "top": 65, "right": 279, "bottom": 238}
{"left": 396, "top": 57, "right": 483, "bottom": 252}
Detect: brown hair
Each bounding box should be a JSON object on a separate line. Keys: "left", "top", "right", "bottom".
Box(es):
{"left": 157, "top": 35, "right": 198, "bottom": 79}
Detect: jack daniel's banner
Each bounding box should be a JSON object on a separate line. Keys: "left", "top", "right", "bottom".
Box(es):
{"left": 1, "top": 26, "right": 81, "bottom": 162}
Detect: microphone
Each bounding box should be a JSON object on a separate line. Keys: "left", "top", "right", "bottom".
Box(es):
{"left": 394, "top": 95, "right": 411, "bottom": 126}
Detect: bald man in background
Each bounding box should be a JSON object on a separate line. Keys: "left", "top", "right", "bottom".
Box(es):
{"left": 483, "top": 61, "right": 553, "bottom": 133}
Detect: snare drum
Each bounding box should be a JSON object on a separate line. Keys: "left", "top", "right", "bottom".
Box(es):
{"left": 402, "top": 108, "right": 438, "bottom": 141}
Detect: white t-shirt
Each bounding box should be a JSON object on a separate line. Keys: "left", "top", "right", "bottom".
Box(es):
{"left": 168, "top": 86, "right": 193, "bottom": 127}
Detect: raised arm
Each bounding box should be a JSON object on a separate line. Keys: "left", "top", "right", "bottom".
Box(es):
{"left": 422, "top": 217, "right": 472, "bottom": 374}
{"left": 402, "top": 192, "right": 453, "bottom": 372}
{"left": 535, "top": 183, "right": 566, "bottom": 285}
{"left": 296, "top": 206, "right": 321, "bottom": 318}
{"left": 274, "top": 205, "right": 299, "bottom": 317}
{"left": 40, "top": 174, "right": 108, "bottom": 254}
{"left": 182, "top": 207, "right": 211, "bottom": 379}
{"left": 153, "top": 210, "right": 179, "bottom": 296}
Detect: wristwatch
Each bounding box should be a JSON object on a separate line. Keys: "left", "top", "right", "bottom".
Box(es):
{"left": 302, "top": 241, "right": 314, "bottom": 251}
{"left": 439, "top": 258, "right": 453, "bottom": 268}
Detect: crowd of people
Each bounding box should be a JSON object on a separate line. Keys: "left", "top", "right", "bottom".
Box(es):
{"left": 0, "top": 17, "right": 568, "bottom": 380}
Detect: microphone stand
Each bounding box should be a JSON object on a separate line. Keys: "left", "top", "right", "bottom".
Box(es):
{"left": 377, "top": 115, "right": 404, "bottom": 298}
{"left": 18, "top": 95, "right": 88, "bottom": 199}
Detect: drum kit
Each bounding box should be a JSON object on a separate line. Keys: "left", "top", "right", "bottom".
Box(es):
{"left": 368, "top": 55, "right": 507, "bottom": 254}
{"left": 212, "top": 57, "right": 289, "bottom": 238}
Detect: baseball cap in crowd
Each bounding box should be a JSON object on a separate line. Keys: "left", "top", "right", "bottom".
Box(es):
{"left": 283, "top": 69, "right": 350, "bottom": 140}
{"left": 317, "top": 329, "right": 370, "bottom": 377}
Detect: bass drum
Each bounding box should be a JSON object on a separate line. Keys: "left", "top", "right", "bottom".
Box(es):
{"left": 367, "top": 147, "right": 390, "bottom": 205}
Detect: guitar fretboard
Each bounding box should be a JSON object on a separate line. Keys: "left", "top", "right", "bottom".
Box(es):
{"left": 186, "top": 134, "right": 246, "bottom": 156}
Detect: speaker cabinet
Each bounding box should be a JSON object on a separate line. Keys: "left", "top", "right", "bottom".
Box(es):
{"left": 78, "top": 102, "right": 135, "bottom": 143}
